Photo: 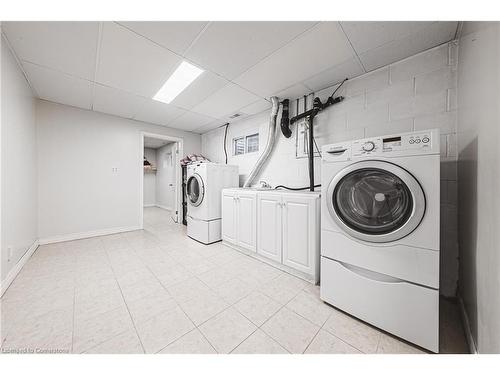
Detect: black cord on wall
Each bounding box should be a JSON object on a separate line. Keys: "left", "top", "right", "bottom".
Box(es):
{"left": 223, "top": 123, "right": 229, "bottom": 164}
{"left": 275, "top": 184, "right": 321, "bottom": 191}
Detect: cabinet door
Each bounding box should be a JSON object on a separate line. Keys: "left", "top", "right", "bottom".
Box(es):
{"left": 257, "top": 193, "right": 282, "bottom": 263}
{"left": 221, "top": 191, "right": 237, "bottom": 244}
{"left": 282, "top": 195, "right": 315, "bottom": 274}
{"left": 236, "top": 192, "right": 257, "bottom": 252}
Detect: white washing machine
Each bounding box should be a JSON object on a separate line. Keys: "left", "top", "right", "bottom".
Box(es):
{"left": 320, "top": 129, "right": 440, "bottom": 352}
{"left": 186, "top": 162, "right": 238, "bottom": 244}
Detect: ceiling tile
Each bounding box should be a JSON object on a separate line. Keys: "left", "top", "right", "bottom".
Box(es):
{"left": 303, "top": 57, "right": 365, "bottom": 92}
{"left": 185, "top": 21, "right": 316, "bottom": 79}
{"left": 357, "top": 22, "right": 458, "bottom": 71}
{"left": 92, "top": 84, "right": 148, "bottom": 119}
{"left": 192, "top": 83, "right": 260, "bottom": 119}
{"left": 133, "top": 100, "right": 185, "bottom": 126}
{"left": 239, "top": 99, "right": 271, "bottom": 116}
{"left": 144, "top": 137, "right": 173, "bottom": 149}
{"left": 117, "top": 21, "right": 208, "bottom": 55}
{"left": 340, "top": 22, "right": 435, "bottom": 54}
{"left": 169, "top": 111, "right": 216, "bottom": 131}
{"left": 96, "top": 22, "right": 182, "bottom": 97}
{"left": 275, "top": 83, "right": 310, "bottom": 100}
{"left": 3, "top": 21, "right": 99, "bottom": 80}
{"left": 23, "top": 62, "right": 93, "bottom": 109}
{"left": 193, "top": 119, "right": 225, "bottom": 134}
{"left": 170, "top": 71, "right": 228, "bottom": 110}
{"left": 234, "top": 22, "right": 355, "bottom": 97}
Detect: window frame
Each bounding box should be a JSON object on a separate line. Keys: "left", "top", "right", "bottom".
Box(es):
{"left": 233, "top": 136, "right": 246, "bottom": 156}
{"left": 245, "top": 133, "right": 259, "bottom": 154}
{"left": 232, "top": 133, "right": 259, "bottom": 156}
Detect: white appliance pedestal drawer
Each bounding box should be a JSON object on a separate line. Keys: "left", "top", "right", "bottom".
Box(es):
{"left": 187, "top": 216, "right": 221, "bottom": 244}
{"left": 320, "top": 257, "right": 439, "bottom": 353}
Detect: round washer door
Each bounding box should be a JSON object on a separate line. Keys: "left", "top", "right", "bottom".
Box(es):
{"left": 327, "top": 160, "right": 425, "bottom": 243}
{"left": 187, "top": 173, "right": 204, "bottom": 207}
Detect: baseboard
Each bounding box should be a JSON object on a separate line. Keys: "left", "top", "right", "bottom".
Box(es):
{"left": 38, "top": 226, "right": 141, "bottom": 245}
{"left": 143, "top": 204, "right": 156, "bottom": 208}
{"left": 0, "top": 240, "right": 39, "bottom": 297}
{"left": 155, "top": 204, "right": 172, "bottom": 211}
{"left": 458, "top": 294, "right": 478, "bottom": 354}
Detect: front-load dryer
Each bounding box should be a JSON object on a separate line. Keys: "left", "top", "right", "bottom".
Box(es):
{"left": 320, "top": 129, "right": 440, "bottom": 352}
{"left": 187, "top": 162, "right": 238, "bottom": 244}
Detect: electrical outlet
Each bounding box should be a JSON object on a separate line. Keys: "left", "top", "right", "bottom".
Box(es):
{"left": 7, "top": 246, "right": 13, "bottom": 262}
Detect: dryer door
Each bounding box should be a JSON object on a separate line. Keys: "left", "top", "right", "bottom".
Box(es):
{"left": 327, "top": 160, "right": 425, "bottom": 243}
{"left": 187, "top": 173, "right": 205, "bottom": 207}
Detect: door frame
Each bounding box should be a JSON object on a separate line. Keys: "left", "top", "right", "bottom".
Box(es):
{"left": 140, "top": 132, "right": 184, "bottom": 228}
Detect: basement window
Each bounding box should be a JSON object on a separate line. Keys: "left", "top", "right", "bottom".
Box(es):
{"left": 233, "top": 133, "right": 259, "bottom": 155}
{"left": 246, "top": 133, "right": 259, "bottom": 153}
{"left": 233, "top": 137, "right": 246, "bottom": 155}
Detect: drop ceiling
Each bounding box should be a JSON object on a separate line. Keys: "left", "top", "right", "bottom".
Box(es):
{"left": 2, "top": 21, "right": 459, "bottom": 134}
{"left": 144, "top": 137, "right": 173, "bottom": 149}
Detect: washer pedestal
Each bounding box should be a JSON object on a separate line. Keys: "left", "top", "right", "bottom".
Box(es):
{"left": 187, "top": 216, "right": 221, "bottom": 244}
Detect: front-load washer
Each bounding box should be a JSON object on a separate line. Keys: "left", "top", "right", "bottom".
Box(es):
{"left": 320, "top": 129, "right": 440, "bottom": 352}
{"left": 186, "top": 162, "right": 238, "bottom": 244}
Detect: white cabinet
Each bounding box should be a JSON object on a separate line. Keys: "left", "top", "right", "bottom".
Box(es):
{"left": 221, "top": 190, "right": 237, "bottom": 244}
{"left": 281, "top": 195, "right": 318, "bottom": 276}
{"left": 257, "top": 193, "right": 282, "bottom": 263}
{"left": 237, "top": 191, "right": 257, "bottom": 251}
{"left": 221, "top": 189, "right": 257, "bottom": 251}
{"left": 224, "top": 189, "right": 320, "bottom": 282}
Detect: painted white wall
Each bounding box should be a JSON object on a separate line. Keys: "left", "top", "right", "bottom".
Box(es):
{"left": 143, "top": 147, "right": 157, "bottom": 206}
{"left": 36, "top": 101, "right": 201, "bottom": 241}
{"left": 1, "top": 35, "right": 37, "bottom": 284}
{"left": 156, "top": 143, "right": 176, "bottom": 210}
{"left": 202, "top": 42, "right": 459, "bottom": 297}
{"left": 457, "top": 22, "right": 500, "bottom": 353}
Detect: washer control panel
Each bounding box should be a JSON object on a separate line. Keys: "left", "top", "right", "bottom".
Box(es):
{"left": 351, "top": 130, "right": 436, "bottom": 157}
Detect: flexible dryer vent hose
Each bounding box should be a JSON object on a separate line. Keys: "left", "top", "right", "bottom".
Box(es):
{"left": 243, "top": 96, "right": 280, "bottom": 188}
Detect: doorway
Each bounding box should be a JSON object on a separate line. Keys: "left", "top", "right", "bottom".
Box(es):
{"left": 140, "top": 132, "right": 183, "bottom": 229}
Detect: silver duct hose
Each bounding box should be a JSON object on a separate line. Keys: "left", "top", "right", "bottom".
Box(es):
{"left": 243, "top": 96, "right": 280, "bottom": 188}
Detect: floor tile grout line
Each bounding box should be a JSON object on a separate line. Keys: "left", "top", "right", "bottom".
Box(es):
{"left": 301, "top": 309, "right": 330, "bottom": 354}
{"left": 6, "top": 208, "right": 451, "bottom": 355}
{"left": 80, "top": 325, "right": 132, "bottom": 354}
{"left": 225, "top": 324, "right": 259, "bottom": 354}
{"left": 153, "top": 326, "right": 197, "bottom": 354}
{"left": 104, "top": 248, "right": 147, "bottom": 354}
{"left": 229, "top": 327, "right": 290, "bottom": 354}
{"left": 320, "top": 318, "right": 373, "bottom": 354}
{"left": 70, "top": 282, "right": 77, "bottom": 353}
{"left": 142, "top": 256, "right": 219, "bottom": 354}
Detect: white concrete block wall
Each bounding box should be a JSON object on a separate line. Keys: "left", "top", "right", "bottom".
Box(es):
{"left": 202, "top": 42, "right": 459, "bottom": 297}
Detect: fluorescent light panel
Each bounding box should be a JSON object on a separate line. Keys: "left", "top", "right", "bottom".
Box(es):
{"left": 153, "top": 61, "right": 204, "bottom": 104}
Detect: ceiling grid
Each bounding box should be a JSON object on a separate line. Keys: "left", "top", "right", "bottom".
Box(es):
{"left": 1, "top": 21, "right": 459, "bottom": 133}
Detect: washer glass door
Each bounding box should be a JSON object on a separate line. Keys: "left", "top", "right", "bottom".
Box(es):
{"left": 187, "top": 173, "right": 204, "bottom": 207}
{"left": 327, "top": 161, "right": 425, "bottom": 243}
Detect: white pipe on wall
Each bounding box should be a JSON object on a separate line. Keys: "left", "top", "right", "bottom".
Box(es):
{"left": 243, "top": 96, "right": 280, "bottom": 188}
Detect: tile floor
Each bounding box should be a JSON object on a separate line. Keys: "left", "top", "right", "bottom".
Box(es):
{"left": 0, "top": 207, "right": 468, "bottom": 354}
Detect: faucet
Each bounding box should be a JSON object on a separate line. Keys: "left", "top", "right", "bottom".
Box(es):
{"left": 258, "top": 180, "right": 272, "bottom": 189}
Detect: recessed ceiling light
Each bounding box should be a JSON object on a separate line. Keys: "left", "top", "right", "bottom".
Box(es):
{"left": 153, "top": 61, "right": 204, "bottom": 104}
